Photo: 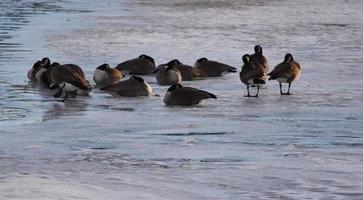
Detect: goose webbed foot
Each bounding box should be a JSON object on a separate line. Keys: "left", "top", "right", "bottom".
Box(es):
{"left": 254, "top": 86, "right": 260, "bottom": 98}
{"left": 244, "top": 95, "right": 258, "bottom": 98}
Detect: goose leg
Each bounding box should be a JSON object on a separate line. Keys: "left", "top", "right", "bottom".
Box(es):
{"left": 279, "top": 82, "right": 284, "bottom": 95}
{"left": 244, "top": 85, "right": 251, "bottom": 97}
{"left": 254, "top": 86, "right": 260, "bottom": 98}
{"left": 280, "top": 82, "right": 290, "bottom": 95}
{"left": 62, "top": 91, "right": 69, "bottom": 102}
{"left": 287, "top": 83, "right": 292, "bottom": 95}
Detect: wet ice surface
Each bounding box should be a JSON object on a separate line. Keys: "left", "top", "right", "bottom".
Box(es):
{"left": 1, "top": 0, "right": 363, "bottom": 199}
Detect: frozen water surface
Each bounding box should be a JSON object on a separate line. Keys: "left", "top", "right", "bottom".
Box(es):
{"left": 1, "top": 0, "right": 363, "bottom": 199}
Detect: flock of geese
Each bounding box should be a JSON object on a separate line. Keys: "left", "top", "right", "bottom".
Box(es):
{"left": 27, "top": 45, "right": 301, "bottom": 106}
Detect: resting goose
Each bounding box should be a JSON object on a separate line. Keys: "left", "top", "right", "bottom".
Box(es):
{"left": 163, "top": 84, "right": 217, "bottom": 106}
{"left": 100, "top": 76, "right": 152, "bottom": 97}
{"left": 116, "top": 54, "right": 155, "bottom": 75}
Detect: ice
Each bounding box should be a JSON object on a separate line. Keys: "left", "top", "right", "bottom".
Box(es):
{"left": 1, "top": 0, "right": 363, "bottom": 199}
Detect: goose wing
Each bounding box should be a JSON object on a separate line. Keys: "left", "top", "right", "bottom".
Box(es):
{"left": 172, "top": 87, "right": 216, "bottom": 105}
{"left": 268, "top": 62, "right": 287, "bottom": 79}
{"left": 51, "top": 65, "right": 90, "bottom": 90}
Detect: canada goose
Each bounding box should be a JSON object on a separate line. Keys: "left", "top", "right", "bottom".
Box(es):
{"left": 116, "top": 54, "right": 155, "bottom": 75}
{"left": 31, "top": 58, "right": 57, "bottom": 88}
{"left": 156, "top": 59, "right": 205, "bottom": 81}
{"left": 93, "top": 63, "right": 123, "bottom": 87}
{"left": 155, "top": 60, "right": 182, "bottom": 85}
{"left": 100, "top": 76, "right": 152, "bottom": 97}
{"left": 48, "top": 63, "right": 92, "bottom": 99}
{"left": 163, "top": 84, "right": 217, "bottom": 106}
{"left": 194, "top": 57, "right": 236, "bottom": 77}
{"left": 250, "top": 45, "right": 269, "bottom": 75}
{"left": 268, "top": 53, "right": 301, "bottom": 95}
{"left": 27, "top": 60, "right": 42, "bottom": 81}
{"left": 240, "top": 54, "right": 266, "bottom": 97}
{"left": 35, "top": 57, "right": 51, "bottom": 83}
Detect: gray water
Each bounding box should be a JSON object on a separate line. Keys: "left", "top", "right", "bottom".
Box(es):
{"left": 1, "top": 0, "right": 363, "bottom": 199}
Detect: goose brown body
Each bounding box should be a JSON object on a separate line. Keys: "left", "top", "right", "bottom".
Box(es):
{"left": 179, "top": 64, "right": 205, "bottom": 80}
{"left": 116, "top": 55, "right": 155, "bottom": 75}
{"left": 194, "top": 58, "right": 236, "bottom": 77}
{"left": 250, "top": 45, "right": 269, "bottom": 76}
{"left": 49, "top": 64, "right": 92, "bottom": 97}
{"left": 155, "top": 65, "right": 182, "bottom": 85}
{"left": 163, "top": 84, "right": 217, "bottom": 106}
{"left": 156, "top": 59, "right": 205, "bottom": 81}
{"left": 240, "top": 56, "right": 265, "bottom": 85}
{"left": 240, "top": 54, "right": 265, "bottom": 97}
{"left": 100, "top": 76, "right": 152, "bottom": 97}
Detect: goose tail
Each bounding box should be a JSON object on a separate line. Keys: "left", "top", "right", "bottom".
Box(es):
{"left": 228, "top": 67, "right": 237, "bottom": 73}
{"left": 204, "top": 91, "right": 217, "bottom": 99}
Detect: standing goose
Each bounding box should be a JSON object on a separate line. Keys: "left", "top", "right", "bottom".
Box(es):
{"left": 163, "top": 84, "right": 217, "bottom": 106}
{"left": 155, "top": 60, "right": 182, "bottom": 85}
{"left": 194, "top": 57, "right": 237, "bottom": 77}
{"left": 268, "top": 53, "right": 301, "bottom": 95}
{"left": 100, "top": 76, "right": 152, "bottom": 97}
{"left": 93, "top": 63, "right": 123, "bottom": 87}
{"left": 240, "top": 54, "right": 266, "bottom": 97}
{"left": 49, "top": 63, "right": 92, "bottom": 99}
{"left": 115, "top": 54, "right": 155, "bottom": 75}
{"left": 156, "top": 59, "right": 205, "bottom": 81}
{"left": 250, "top": 45, "right": 269, "bottom": 76}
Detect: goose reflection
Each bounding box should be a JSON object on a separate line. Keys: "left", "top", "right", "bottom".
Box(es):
{"left": 42, "top": 98, "right": 89, "bottom": 121}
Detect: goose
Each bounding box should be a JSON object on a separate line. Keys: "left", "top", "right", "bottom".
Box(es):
{"left": 268, "top": 53, "right": 301, "bottom": 95}
{"left": 116, "top": 54, "right": 155, "bottom": 75}
{"left": 163, "top": 83, "right": 217, "bottom": 106}
{"left": 194, "top": 57, "right": 236, "bottom": 77}
{"left": 93, "top": 63, "right": 123, "bottom": 87}
{"left": 156, "top": 59, "right": 205, "bottom": 81}
{"left": 100, "top": 76, "right": 152, "bottom": 97}
{"left": 240, "top": 54, "right": 265, "bottom": 97}
{"left": 155, "top": 60, "right": 182, "bottom": 85}
{"left": 48, "top": 63, "right": 92, "bottom": 99}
